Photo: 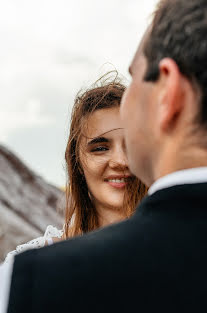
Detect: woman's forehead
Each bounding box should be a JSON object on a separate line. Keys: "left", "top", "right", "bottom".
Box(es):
{"left": 86, "top": 127, "right": 124, "bottom": 143}
{"left": 84, "top": 107, "right": 123, "bottom": 138}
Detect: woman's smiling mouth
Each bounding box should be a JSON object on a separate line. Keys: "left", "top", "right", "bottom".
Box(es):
{"left": 104, "top": 176, "right": 131, "bottom": 188}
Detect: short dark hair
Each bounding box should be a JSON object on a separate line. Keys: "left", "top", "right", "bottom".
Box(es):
{"left": 143, "top": 0, "right": 207, "bottom": 127}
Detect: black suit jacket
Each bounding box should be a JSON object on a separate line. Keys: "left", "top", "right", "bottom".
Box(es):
{"left": 7, "top": 183, "right": 207, "bottom": 313}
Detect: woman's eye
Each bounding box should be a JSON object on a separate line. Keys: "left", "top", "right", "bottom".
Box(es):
{"left": 91, "top": 146, "right": 109, "bottom": 152}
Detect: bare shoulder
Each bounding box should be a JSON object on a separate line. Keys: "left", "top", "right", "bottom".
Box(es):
{"left": 43, "top": 225, "right": 63, "bottom": 245}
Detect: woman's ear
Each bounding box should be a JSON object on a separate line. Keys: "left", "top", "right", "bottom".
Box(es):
{"left": 158, "top": 58, "right": 184, "bottom": 132}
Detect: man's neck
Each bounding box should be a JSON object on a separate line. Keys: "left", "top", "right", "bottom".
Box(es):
{"left": 153, "top": 144, "right": 207, "bottom": 185}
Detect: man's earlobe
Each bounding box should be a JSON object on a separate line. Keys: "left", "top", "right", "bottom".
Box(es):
{"left": 158, "top": 58, "right": 184, "bottom": 132}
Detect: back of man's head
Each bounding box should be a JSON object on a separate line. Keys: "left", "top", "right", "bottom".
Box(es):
{"left": 144, "top": 0, "right": 207, "bottom": 128}
{"left": 120, "top": 0, "right": 207, "bottom": 185}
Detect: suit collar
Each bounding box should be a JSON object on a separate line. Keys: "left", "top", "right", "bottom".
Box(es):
{"left": 135, "top": 182, "right": 207, "bottom": 218}
{"left": 148, "top": 167, "right": 207, "bottom": 196}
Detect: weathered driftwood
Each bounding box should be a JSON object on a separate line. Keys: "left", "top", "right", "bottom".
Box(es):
{"left": 0, "top": 144, "right": 64, "bottom": 261}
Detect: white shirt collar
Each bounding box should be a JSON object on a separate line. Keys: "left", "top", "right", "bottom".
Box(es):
{"left": 148, "top": 167, "right": 207, "bottom": 196}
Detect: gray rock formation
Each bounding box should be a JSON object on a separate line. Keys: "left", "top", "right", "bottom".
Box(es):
{"left": 0, "top": 144, "right": 64, "bottom": 262}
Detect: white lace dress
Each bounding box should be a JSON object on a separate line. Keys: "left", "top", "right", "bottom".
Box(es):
{"left": 4, "top": 225, "right": 63, "bottom": 264}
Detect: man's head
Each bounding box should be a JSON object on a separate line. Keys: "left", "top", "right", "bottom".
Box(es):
{"left": 121, "top": 0, "right": 207, "bottom": 186}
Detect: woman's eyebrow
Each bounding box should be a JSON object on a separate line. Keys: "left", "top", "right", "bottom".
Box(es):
{"left": 87, "top": 137, "right": 109, "bottom": 145}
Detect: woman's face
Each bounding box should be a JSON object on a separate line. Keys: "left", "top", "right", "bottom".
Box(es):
{"left": 79, "top": 106, "right": 132, "bottom": 211}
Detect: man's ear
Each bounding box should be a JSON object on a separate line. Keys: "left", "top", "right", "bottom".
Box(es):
{"left": 158, "top": 58, "right": 184, "bottom": 132}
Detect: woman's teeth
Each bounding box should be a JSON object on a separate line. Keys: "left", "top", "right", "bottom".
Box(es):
{"left": 108, "top": 178, "right": 127, "bottom": 183}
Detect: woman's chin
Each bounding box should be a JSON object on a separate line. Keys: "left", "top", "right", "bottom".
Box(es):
{"left": 104, "top": 198, "right": 125, "bottom": 211}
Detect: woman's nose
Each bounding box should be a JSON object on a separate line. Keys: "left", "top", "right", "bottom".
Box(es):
{"left": 108, "top": 147, "right": 128, "bottom": 170}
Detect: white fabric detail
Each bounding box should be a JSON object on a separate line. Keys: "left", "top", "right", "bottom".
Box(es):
{"left": 4, "top": 225, "right": 63, "bottom": 264}
{"left": 47, "top": 237, "right": 53, "bottom": 246}
{"left": 0, "top": 259, "right": 14, "bottom": 313}
{"left": 148, "top": 167, "right": 207, "bottom": 195}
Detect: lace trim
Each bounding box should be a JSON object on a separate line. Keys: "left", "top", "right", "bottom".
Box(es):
{"left": 4, "top": 225, "right": 63, "bottom": 264}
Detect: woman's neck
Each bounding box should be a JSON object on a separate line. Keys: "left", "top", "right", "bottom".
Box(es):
{"left": 96, "top": 205, "right": 126, "bottom": 228}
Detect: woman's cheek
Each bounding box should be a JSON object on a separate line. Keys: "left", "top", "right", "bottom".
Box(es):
{"left": 86, "top": 158, "right": 106, "bottom": 178}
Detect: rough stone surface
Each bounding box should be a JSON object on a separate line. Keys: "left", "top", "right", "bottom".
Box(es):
{"left": 0, "top": 144, "right": 64, "bottom": 262}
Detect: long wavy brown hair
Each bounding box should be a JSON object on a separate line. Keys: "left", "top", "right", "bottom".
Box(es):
{"left": 63, "top": 73, "right": 148, "bottom": 238}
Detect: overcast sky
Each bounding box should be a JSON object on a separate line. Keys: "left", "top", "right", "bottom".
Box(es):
{"left": 0, "top": 0, "right": 158, "bottom": 187}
